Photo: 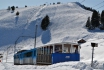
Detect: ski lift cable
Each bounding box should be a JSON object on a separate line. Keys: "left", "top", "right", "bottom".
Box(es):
{"left": 69, "top": 1, "right": 104, "bottom": 24}
{"left": 64, "top": 1, "right": 104, "bottom": 40}
{"left": 96, "top": 4, "right": 104, "bottom": 10}
{"left": 70, "top": 1, "right": 104, "bottom": 43}
{"left": 14, "top": 36, "right": 35, "bottom": 53}
{"left": 76, "top": 3, "right": 104, "bottom": 40}
{"left": 92, "top": 1, "right": 104, "bottom": 8}
{"left": 80, "top": 0, "right": 86, "bottom": 3}
{"left": 81, "top": 0, "right": 104, "bottom": 8}
{"left": 78, "top": 0, "right": 104, "bottom": 16}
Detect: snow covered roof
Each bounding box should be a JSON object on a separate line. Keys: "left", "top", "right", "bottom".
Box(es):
{"left": 36, "top": 42, "right": 78, "bottom": 48}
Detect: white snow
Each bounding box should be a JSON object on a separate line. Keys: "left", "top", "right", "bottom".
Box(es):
{"left": 0, "top": 2, "right": 104, "bottom": 70}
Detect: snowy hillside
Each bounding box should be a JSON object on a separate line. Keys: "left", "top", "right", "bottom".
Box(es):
{"left": 0, "top": 2, "right": 104, "bottom": 70}
{"left": 0, "top": 2, "right": 91, "bottom": 49}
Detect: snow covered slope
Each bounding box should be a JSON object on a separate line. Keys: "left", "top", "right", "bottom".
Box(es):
{"left": 1, "top": 2, "right": 104, "bottom": 70}
{"left": 0, "top": 2, "right": 91, "bottom": 48}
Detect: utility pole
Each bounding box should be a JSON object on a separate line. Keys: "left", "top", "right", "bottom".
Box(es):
{"left": 91, "top": 46, "right": 94, "bottom": 67}
{"left": 6, "top": 47, "right": 9, "bottom": 63}
{"left": 2, "top": 49, "right": 6, "bottom": 62}
{"left": 34, "top": 25, "right": 38, "bottom": 48}
{"left": 91, "top": 43, "right": 98, "bottom": 67}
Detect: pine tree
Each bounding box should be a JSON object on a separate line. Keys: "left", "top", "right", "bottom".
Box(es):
{"left": 41, "top": 15, "right": 50, "bottom": 30}
{"left": 91, "top": 10, "right": 100, "bottom": 28}
{"left": 101, "top": 10, "right": 104, "bottom": 27}
{"left": 16, "top": 11, "right": 19, "bottom": 16}
{"left": 11, "top": 6, "right": 15, "bottom": 11}
{"left": 86, "top": 17, "right": 91, "bottom": 27}
{"left": 25, "top": 5, "right": 27, "bottom": 7}
{"left": 16, "top": 6, "right": 18, "bottom": 8}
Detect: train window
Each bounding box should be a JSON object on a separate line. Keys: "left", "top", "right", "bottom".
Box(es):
{"left": 40, "top": 48, "right": 42, "bottom": 54}
{"left": 14, "top": 56, "right": 16, "bottom": 59}
{"left": 37, "top": 48, "right": 39, "bottom": 54}
{"left": 73, "top": 45, "right": 78, "bottom": 49}
{"left": 42, "top": 47, "right": 44, "bottom": 54}
{"left": 24, "top": 51, "right": 32, "bottom": 57}
{"left": 64, "top": 44, "right": 71, "bottom": 53}
{"left": 55, "top": 45, "right": 62, "bottom": 53}
{"left": 73, "top": 45, "right": 79, "bottom": 53}
{"left": 38, "top": 48, "right": 42, "bottom": 54}
{"left": 44, "top": 47, "right": 47, "bottom": 54}
{"left": 34, "top": 51, "right": 36, "bottom": 56}
{"left": 20, "top": 54, "right": 22, "bottom": 58}
{"left": 50, "top": 46, "right": 53, "bottom": 53}
{"left": 14, "top": 55, "right": 19, "bottom": 59}
{"left": 39, "top": 48, "right": 41, "bottom": 54}
{"left": 46, "top": 46, "right": 49, "bottom": 54}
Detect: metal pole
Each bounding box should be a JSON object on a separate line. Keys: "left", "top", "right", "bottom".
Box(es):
{"left": 34, "top": 25, "right": 38, "bottom": 48}
{"left": 2, "top": 49, "right": 6, "bottom": 62}
{"left": 14, "top": 36, "right": 20, "bottom": 54}
{"left": 14, "top": 38, "right": 18, "bottom": 54}
{"left": 6, "top": 47, "right": 9, "bottom": 63}
{"left": 14, "top": 43, "right": 16, "bottom": 54}
{"left": 91, "top": 47, "right": 94, "bottom": 67}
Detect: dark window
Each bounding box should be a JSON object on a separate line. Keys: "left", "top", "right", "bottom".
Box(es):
{"left": 14, "top": 55, "right": 19, "bottom": 59}
{"left": 55, "top": 45, "right": 62, "bottom": 53}
{"left": 14, "top": 56, "right": 16, "bottom": 59}
{"left": 24, "top": 51, "right": 32, "bottom": 57}
{"left": 34, "top": 51, "right": 36, "bottom": 56}
{"left": 20, "top": 54, "right": 22, "bottom": 58}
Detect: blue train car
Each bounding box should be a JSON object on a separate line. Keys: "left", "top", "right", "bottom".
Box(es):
{"left": 14, "top": 49, "right": 37, "bottom": 65}
{"left": 14, "top": 50, "right": 27, "bottom": 65}
{"left": 36, "top": 42, "right": 80, "bottom": 64}
{"left": 52, "top": 53, "right": 79, "bottom": 64}
{"left": 14, "top": 42, "right": 80, "bottom": 65}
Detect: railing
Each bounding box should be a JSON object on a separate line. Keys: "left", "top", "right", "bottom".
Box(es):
{"left": 36, "top": 54, "right": 52, "bottom": 64}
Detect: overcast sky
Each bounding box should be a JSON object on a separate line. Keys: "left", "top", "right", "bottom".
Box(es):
{"left": 0, "top": 0, "right": 104, "bottom": 12}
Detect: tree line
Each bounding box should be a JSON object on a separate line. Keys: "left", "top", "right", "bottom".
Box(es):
{"left": 86, "top": 10, "right": 104, "bottom": 30}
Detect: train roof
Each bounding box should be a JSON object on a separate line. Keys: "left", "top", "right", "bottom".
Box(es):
{"left": 16, "top": 50, "right": 28, "bottom": 54}
{"left": 15, "top": 48, "right": 37, "bottom": 55}
{"left": 14, "top": 42, "right": 78, "bottom": 55}
{"left": 36, "top": 42, "right": 78, "bottom": 48}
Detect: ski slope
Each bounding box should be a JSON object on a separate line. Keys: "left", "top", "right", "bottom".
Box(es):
{"left": 0, "top": 2, "right": 104, "bottom": 70}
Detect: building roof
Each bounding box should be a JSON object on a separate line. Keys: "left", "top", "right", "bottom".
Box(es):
{"left": 77, "top": 39, "right": 86, "bottom": 43}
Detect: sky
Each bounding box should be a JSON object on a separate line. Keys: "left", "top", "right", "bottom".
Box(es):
{"left": 0, "top": 0, "right": 104, "bottom": 12}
